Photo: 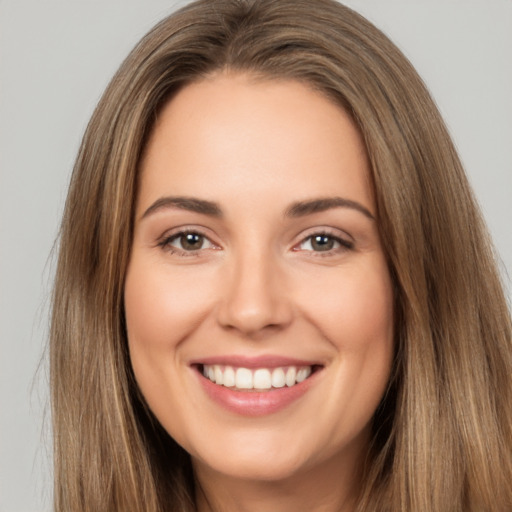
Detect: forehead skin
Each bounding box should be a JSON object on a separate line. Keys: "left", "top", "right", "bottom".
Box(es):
{"left": 137, "top": 73, "right": 375, "bottom": 221}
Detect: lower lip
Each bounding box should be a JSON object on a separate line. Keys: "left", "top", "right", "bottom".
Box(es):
{"left": 195, "top": 369, "right": 319, "bottom": 416}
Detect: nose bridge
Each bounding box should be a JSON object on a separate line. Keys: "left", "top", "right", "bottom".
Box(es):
{"left": 217, "top": 240, "right": 291, "bottom": 335}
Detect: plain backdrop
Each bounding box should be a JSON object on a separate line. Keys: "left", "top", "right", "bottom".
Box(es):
{"left": 1, "top": 1, "right": 511, "bottom": 510}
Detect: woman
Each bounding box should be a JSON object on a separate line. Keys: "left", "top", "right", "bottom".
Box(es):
{"left": 50, "top": 0, "right": 512, "bottom": 510}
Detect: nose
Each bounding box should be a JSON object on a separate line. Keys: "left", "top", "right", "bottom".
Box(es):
{"left": 216, "top": 249, "right": 293, "bottom": 337}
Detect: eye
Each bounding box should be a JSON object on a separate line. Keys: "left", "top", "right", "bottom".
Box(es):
{"left": 160, "top": 230, "right": 216, "bottom": 254}
{"left": 297, "top": 233, "right": 353, "bottom": 253}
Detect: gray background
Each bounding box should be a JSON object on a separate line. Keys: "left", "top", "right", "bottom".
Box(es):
{"left": 1, "top": 1, "right": 510, "bottom": 510}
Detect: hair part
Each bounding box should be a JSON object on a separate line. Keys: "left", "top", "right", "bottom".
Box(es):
{"left": 50, "top": 1, "right": 512, "bottom": 510}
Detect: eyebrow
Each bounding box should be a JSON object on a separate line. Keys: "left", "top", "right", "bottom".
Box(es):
{"left": 141, "top": 196, "right": 223, "bottom": 219}
{"left": 140, "top": 195, "right": 374, "bottom": 221}
{"left": 285, "top": 197, "right": 375, "bottom": 220}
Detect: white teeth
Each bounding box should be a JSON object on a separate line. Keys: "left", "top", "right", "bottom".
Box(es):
{"left": 296, "top": 367, "right": 311, "bottom": 382}
{"left": 214, "top": 366, "right": 223, "bottom": 385}
{"left": 285, "top": 367, "right": 296, "bottom": 387}
{"left": 235, "top": 368, "right": 253, "bottom": 389}
{"left": 271, "top": 368, "right": 286, "bottom": 388}
{"left": 223, "top": 366, "right": 235, "bottom": 387}
{"left": 202, "top": 364, "right": 314, "bottom": 390}
{"left": 253, "top": 369, "right": 272, "bottom": 389}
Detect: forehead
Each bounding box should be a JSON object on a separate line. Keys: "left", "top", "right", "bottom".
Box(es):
{"left": 137, "top": 73, "right": 374, "bottom": 216}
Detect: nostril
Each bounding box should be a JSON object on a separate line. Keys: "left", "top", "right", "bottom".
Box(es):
{"left": 216, "top": 265, "right": 293, "bottom": 335}
{"left": 217, "top": 303, "right": 294, "bottom": 337}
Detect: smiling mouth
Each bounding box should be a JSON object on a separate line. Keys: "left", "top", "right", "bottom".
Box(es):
{"left": 198, "top": 364, "right": 321, "bottom": 391}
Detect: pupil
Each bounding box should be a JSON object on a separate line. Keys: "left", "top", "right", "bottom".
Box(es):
{"left": 312, "top": 235, "right": 333, "bottom": 251}
{"left": 182, "top": 233, "right": 202, "bottom": 250}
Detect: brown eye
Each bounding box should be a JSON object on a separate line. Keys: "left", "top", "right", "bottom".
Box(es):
{"left": 310, "top": 235, "right": 335, "bottom": 251}
{"left": 297, "top": 233, "right": 353, "bottom": 253}
{"left": 164, "top": 231, "right": 215, "bottom": 252}
{"left": 300, "top": 234, "right": 338, "bottom": 252}
{"left": 179, "top": 233, "right": 205, "bottom": 251}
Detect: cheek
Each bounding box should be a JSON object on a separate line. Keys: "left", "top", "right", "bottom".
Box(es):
{"left": 295, "top": 257, "right": 394, "bottom": 390}
{"left": 123, "top": 259, "right": 219, "bottom": 419}
{"left": 302, "top": 260, "right": 394, "bottom": 436}
{"left": 123, "top": 259, "right": 219, "bottom": 435}
{"left": 124, "top": 260, "right": 216, "bottom": 352}
{"left": 299, "top": 260, "right": 393, "bottom": 345}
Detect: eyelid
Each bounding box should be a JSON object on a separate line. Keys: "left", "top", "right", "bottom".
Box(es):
{"left": 155, "top": 225, "right": 353, "bottom": 257}
{"left": 156, "top": 226, "right": 221, "bottom": 256}
{"left": 292, "top": 227, "right": 354, "bottom": 253}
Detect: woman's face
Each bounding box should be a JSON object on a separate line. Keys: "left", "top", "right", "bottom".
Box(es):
{"left": 124, "top": 74, "right": 394, "bottom": 484}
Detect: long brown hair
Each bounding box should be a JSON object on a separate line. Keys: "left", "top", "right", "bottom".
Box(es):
{"left": 50, "top": 1, "right": 512, "bottom": 510}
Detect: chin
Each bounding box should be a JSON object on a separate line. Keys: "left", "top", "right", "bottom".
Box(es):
{"left": 185, "top": 430, "right": 309, "bottom": 482}
{"left": 195, "top": 452, "right": 309, "bottom": 483}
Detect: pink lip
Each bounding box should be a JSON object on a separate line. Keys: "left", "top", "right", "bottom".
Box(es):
{"left": 193, "top": 363, "right": 321, "bottom": 417}
{"left": 190, "top": 354, "right": 321, "bottom": 369}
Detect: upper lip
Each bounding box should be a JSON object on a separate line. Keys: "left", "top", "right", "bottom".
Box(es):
{"left": 190, "top": 355, "right": 323, "bottom": 369}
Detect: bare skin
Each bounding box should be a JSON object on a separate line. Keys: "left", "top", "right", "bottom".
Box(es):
{"left": 124, "top": 73, "right": 394, "bottom": 512}
{"left": 195, "top": 444, "right": 365, "bottom": 512}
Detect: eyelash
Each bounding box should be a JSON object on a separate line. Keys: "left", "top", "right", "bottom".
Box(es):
{"left": 294, "top": 231, "right": 353, "bottom": 256}
{"left": 157, "top": 229, "right": 217, "bottom": 257}
{"left": 157, "top": 229, "right": 353, "bottom": 257}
